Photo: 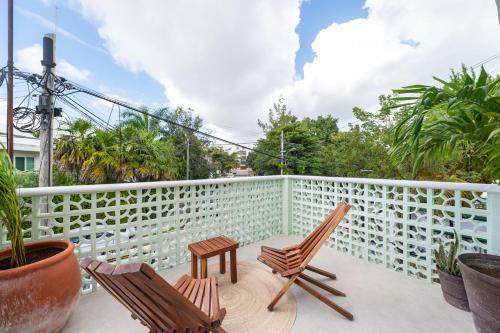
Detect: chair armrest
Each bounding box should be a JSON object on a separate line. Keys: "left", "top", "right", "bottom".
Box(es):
{"left": 282, "top": 244, "right": 300, "bottom": 251}
{"left": 261, "top": 245, "right": 287, "bottom": 254}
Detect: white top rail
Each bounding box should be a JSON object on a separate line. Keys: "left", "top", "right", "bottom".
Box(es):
{"left": 17, "top": 175, "right": 284, "bottom": 196}
{"left": 289, "top": 175, "right": 500, "bottom": 193}
{"left": 17, "top": 175, "right": 500, "bottom": 197}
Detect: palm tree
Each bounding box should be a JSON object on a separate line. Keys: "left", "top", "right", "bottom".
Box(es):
{"left": 81, "top": 129, "right": 120, "bottom": 183}
{"left": 55, "top": 119, "right": 95, "bottom": 182}
{"left": 121, "top": 106, "right": 169, "bottom": 133}
{"left": 121, "top": 126, "right": 180, "bottom": 181}
{"left": 390, "top": 66, "right": 500, "bottom": 181}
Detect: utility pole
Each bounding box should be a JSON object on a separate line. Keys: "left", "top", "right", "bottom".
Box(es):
{"left": 6, "top": 0, "right": 14, "bottom": 160}
{"left": 280, "top": 130, "right": 284, "bottom": 175}
{"left": 38, "top": 34, "right": 56, "bottom": 187}
{"left": 186, "top": 134, "right": 190, "bottom": 180}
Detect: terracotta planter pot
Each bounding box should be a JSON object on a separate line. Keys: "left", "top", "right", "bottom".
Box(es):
{"left": 458, "top": 253, "right": 500, "bottom": 333}
{"left": 0, "top": 240, "right": 81, "bottom": 333}
{"left": 437, "top": 269, "right": 470, "bottom": 311}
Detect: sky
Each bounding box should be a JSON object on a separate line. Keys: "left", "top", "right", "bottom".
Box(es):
{"left": 1, "top": 0, "right": 499, "bottom": 143}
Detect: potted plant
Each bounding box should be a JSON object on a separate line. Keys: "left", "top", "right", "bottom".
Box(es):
{"left": 458, "top": 253, "right": 500, "bottom": 333}
{"left": 0, "top": 149, "right": 81, "bottom": 333}
{"left": 434, "top": 231, "right": 469, "bottom": 311}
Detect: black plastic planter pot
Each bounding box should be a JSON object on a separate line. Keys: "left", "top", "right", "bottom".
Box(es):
{"left": 437, "top": 269, "right": 470, "bottom": 311}
{"left": 458, "top": 253, "right": 500, "bottom": 333}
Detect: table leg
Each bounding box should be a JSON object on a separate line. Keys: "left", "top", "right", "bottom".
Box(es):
{"left": 191, "top": 253, "right": 198, "bottom": 278}
{"left": 201, "top": 258, "right": 208, "bottom": 279}
{"left": 220, "top": 253, "right": 226, "bottom": 274}
{"left": 230, "top": 249, "right": 237, "bottom": 283}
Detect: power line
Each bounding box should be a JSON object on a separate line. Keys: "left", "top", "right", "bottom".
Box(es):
{"left": 3, "top": 68, "right": 281, "bottom": 160}
{"left": 472, "top": 52, "right": 500, "bottom": 68}
{"left": 49, "top": 75, "right": 280, "bottom": 160}
{"left": 59, "top": 95, "right": 113, "bottom": 130}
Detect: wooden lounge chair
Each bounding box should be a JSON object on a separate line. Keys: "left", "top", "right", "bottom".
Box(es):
{"left": 80, "top": 258, "right": 227, "bottom": 333}
{"left": 257, "top": 202, "right": 353, "bottom": 320}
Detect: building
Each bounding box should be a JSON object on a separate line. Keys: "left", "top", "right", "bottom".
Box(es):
{"left": 0, "top": 131, "right": 40, "bottom": 171}
{"left": 237, "top": 149, "right": 247, "bottom": 168}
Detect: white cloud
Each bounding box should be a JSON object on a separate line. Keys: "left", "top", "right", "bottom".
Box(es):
{"left": 58, "top": 60, "right": 91, "bottom": 81}
{"left": 282, "top": 0, "right": 500, "bottom": 124}
{"left": 77, "top": 0, "right": 300, "bottom": 141}
{"left": 76, "top": 0, "right": 499, "bottom": 140}
{"left": 16, "top": 44, "right": 91, "bottom": 81}
{"left": 16, "top": 6, "right": 107, "bottom": 54}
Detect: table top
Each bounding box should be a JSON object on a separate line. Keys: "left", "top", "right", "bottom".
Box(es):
{"left": 188, "top": 235, "right": 239, "bottom": 258}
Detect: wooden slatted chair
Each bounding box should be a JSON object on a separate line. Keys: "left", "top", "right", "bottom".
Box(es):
{"left": 257, "top": 202, "right": 353, "bottom": 320}
{"left": 80, "top": 258, "right": 227, "bottom": 333}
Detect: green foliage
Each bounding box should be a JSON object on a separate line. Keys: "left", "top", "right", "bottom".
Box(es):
{"left": 207, "top": 147, "right": 239, "bottom": 177}
{"left": 121, "top": 106, "right": 163, "bottom": 132}
{"left": 53, "top": 167, "right": 77, "bottom": 186}
{"left": 391, "top": 66, "right": 499, "bottom": 181}
{"left": 250, "top": 98, "right": 323, "bottom": 175}
{"left": 55, "top": 108, "right": 184, "bottom": 183}
{"left": 322, "top": 126, "right": 397, "bottom": 178}
{"left": 0, "top": 147, "right": 26, "bottom": 268}
{"left": 14, "top": 171, "right": 38, "bottom": 188}
{"left": 434, "top": 230, "right": 461, "bottom": 276}
{"left": 302, "top": 115, "right": 339, "bottom": 143}
{"left": 53, "top": 106, "right": 244, "bottom": 183}
{"left": 52, "top": 66, "right": 497, "bottom": 184}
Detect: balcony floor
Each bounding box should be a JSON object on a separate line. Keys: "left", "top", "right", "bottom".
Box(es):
{"left": 63, "top": 236, "right": 475, "bottom": 333}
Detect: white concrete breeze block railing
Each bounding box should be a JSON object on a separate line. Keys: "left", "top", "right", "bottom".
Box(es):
{"left": 2, "top": 175, "right": 499, "bottom": 292}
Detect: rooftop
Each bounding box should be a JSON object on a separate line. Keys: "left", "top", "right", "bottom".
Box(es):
{"left": 64, "top": 235, "right": 475, "bottom": 333}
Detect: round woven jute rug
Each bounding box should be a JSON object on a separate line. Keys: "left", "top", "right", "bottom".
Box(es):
{"left": 207, "top": 261, "right": 296, "bottom": 333}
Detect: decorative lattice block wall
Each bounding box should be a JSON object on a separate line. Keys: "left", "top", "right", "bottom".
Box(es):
{"left": 2, "top": 175, "right": 498, "bottom": 292}
{"left": 289, "top": 176, "right": 498, "bottom": 281}
{"left": 2, "top": 177, "right": 283, "bottom": 292}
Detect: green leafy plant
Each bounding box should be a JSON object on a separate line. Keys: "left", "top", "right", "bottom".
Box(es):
{"left": 390, "top": 66, "right": 500, "bottom": 181}
{"left": 0, "top": 147, "right": 26, "bottom": 268}
{"left": 434, "top": 230, "right": 461, "bottom": 276}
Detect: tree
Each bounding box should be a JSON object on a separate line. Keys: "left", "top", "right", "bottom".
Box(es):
{"left": 250, "top": 98, "right": 322, "bottom": 175}
{"left": 302, "top": 115, "right": 339, "bottom": 144}
{"left": 322, "top": 125, "right": 397, "bottom": 178}
{"left": 55, "top": 119, "right": 95, "bottom": 182}
{"left": 207, "top": 147, "right": 238, "bottom": 177}
{"left": 54, "top": 116, "right": 182, "bottom": 184}
{"left": 391, "top": 66, "right": 499, "bottom": 182}
{"left": 163, "top": 107, "right": 211, "bottom": 179}
{"left": 81, "top": 128, "right": 120, "bottom": 183}
{"left": 120, "top": 126, "right": 181, "bottom": 181}
{"left": 257, "top": 96, "right": 296, "bottom": 133}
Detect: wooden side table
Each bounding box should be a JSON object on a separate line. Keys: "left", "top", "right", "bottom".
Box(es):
{"left": 188, "top": 235, "right": 239, "bottom": 283}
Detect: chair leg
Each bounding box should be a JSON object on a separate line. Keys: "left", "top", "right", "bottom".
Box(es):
{"left": 293, "top": 279, "right": 354, "bottom": 321}
{"left": 305, "top": 265, "right": 336, "bottom": 279}
{"left": 230, "top": 249, "right": 237, "bottom": 283}
{"left": 299, "top": 273, "right": 345, "bottom": 297}
{"left": 201, "top": 258, "right": 208, "bottom": 278}
{"left": 267, "top": 274, "right": 299, "bottom": 311}
{"left": 191, "top": 253, "right": 198, "bottom": 278}
{"left": 220, "top": 253, "right": 226, "bottom": 274}
{"left": 212, "top": 326, "right": 228, "bottom": 333}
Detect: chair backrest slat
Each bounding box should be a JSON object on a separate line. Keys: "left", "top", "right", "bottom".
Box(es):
{"left": 119, "top": 272, "right": 187, "bottom": 330}
{"left": 299, "top": 208, "right": 340, "bottom": 254}
{"left": 94, "top": 262, "right": 170, "bottom": 331}
{"left": 298, "top": 203, "right": 351, "bottom": 267}
{"left": 81, "top": 259, "right": 213, "bottom": 332}
{"left": 89, "top": 261, "right": 158, "bottom": 330}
